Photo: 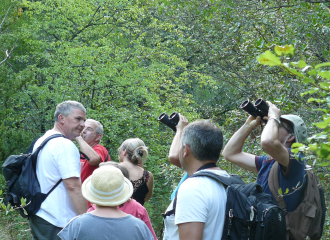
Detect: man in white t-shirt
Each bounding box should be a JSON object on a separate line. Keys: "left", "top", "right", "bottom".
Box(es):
{"left": 28, "top": 100, "right": 88, "bottom": 240}
{"left": 163, "top": 115, "right": 228, "bottom": 240}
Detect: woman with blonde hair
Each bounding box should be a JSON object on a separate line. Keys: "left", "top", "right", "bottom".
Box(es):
{"left": 118, "top": 138, "right": 154, "bottom": 206}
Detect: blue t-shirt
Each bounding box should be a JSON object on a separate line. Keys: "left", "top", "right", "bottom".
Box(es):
{"left": 255, "top": 148, "right": 305, "bottom": 212}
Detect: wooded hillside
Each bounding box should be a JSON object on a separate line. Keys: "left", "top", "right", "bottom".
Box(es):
{"left": 1, "top": 0, "right": 330, "bottom": 238}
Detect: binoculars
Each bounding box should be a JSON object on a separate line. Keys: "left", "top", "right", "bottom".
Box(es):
{"left": 158, "top": 112, "right": 179, "bottom": 132}
{"left": 241, "top": 98, "right": 269, "bottom": 121}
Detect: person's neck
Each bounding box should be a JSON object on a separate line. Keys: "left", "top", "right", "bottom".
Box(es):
{"left": 90, "top": 142, "right": 99, "bottom": 148}
{"left": 186, "top": 159, "right": 219, "bottom": 176}
{"left": 122, "top": 157, "right": 135, "bottom": 165}
{"left": 91, "top": 205, "right": 127, "bottom": 218}
{"left": 52, "top": 123, "right": 67, "bottom": 137}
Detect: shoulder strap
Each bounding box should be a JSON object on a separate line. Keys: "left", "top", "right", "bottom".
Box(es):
{"left": 105, "top": 153, "right": 110, "bottom": 162}
{"left": 190, "top": 171, "right": 244, "bottom": 187}
{"left": 46, "top": 179, "right": 63, "bottom": 196}
{"left": 33, "top": 134, "right": 64, "bottom": 195}
{"left": 269, "top": 161, "right": 287, "bottom": 213}
{"left": 162, "top": 171, "right": 244, "bottom": 218}
{"left": 79, "top": 151, "right": 90, "bottom": 161}
{"left": 33, "top": 134, "right": 65, "bottom": 156}
{"left": 32, "top": 134, "right": 65, "bottom": 171}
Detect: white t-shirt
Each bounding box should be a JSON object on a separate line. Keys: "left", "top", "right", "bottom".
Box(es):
{"left": 163, "top": 169, "right": 228, "bottom": 240}
{"left": 33, "top": 129, "right": 81, "bottom": 227}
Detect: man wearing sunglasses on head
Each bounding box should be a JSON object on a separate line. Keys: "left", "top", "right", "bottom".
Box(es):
{"left": 222, "top": 101, "right": 307, "bottom": 213}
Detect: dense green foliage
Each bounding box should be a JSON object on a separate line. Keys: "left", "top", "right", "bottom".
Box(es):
{"left": 1, "top": 0, "right": 330, "bottom": 239}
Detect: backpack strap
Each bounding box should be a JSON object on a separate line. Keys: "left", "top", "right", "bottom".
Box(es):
{"left": 162, "top": 171, "right": 244, "bottom": 219}
{"left": 34, "top": 134, "right": 65, "bottom": 154}
{"left": 162, "top": 190, "right": 179, "bottom": 218}
{"left": 269, "top": 161, "right": 287, "bottom": 213}
{"left": 105, "top": 153, "right": 110, "bottom": 162}
{"left": 32, "top": 134, "right": 65, "bottom": 171}
{"left": 79, "top": 151, "right": 90, "bottom": 161}
{"left": 46, "top": 179, "right": 63, "bottom": 196}
{"left": 190, "top": 171, "right": 244, "bottom": 187}
{"left": 32, "top": 134, "right": 65, "bottom": 195}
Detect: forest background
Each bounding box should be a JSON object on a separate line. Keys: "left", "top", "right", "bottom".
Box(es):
{"left": 1, "top": 0, "right": 330, "bottom": 239}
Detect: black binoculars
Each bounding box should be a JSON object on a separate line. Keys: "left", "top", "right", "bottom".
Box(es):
{"left": 158, "top": 112, "right": 179, "bottom": 132}
{"left": 241, "top": 98, "right": 269, "bottom": 121}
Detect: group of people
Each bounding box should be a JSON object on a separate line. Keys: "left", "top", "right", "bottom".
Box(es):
{"left": 28, "top": 101, "right": 155, "bottom": 240}
{"left": 28, "top": 99, "right": 308, "bottom": 240}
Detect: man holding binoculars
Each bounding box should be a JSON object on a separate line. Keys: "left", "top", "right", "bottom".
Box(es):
{"left": 222, "top": 100, "right": 307, "bottom": 214}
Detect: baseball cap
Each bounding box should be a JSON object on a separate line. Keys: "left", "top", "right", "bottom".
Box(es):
{"left": 280, "top": 114, "right": 307, "bottom": 143}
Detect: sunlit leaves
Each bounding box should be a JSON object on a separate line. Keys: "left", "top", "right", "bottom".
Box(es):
{"left": 315, "top": 62, "right": 330, "bottom": 69}
{"left": 256, "top": 50, "right": 282, "bottom": 66}
{"left": 274, "top": 45, "right": 294, "bottom": 56}
{"left": 319, "top": 71, "right": 330, "bottom": 80}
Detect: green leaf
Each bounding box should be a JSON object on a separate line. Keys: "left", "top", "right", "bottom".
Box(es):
{"left": 257, "top": 51, "right": 282, "bottom": 66}
{"left": 292, "top": 142, "right": 304, "bottom": 148}
{"left": 308, "top": 143, "right": 318, "bottom": 151}
{"left": 274, "top": 45, "right": 295, "bottom": 56}
{"left": 291, "top": 60, "right": 307, "bottom": 68}
{"left": 309, "top": 88, "right": 319, "bottom": 94}
{"left": 303, "top": 77, "right": 315, "bottom": 84}
{"left": 314, "top": 121, "right": 328, "bottom": 128}
{"left": 320, "top": 82, "right": 330, "bottom": 90}
{"left": 315, "top": 62, "right": 330, "bottom": 69}
{"left": 319, "top": 71, "right": 330, "bottom": 80}
{"left": 284, "top": 188, "right": 289, "bottom": 194}
{"left": 278, "top": 188, "right": 283, "bottom": 195}
{"left": 21, "top": 197, "right": 26, "bottom": 206}
{"left": 308, "top": 69, "right": 317, "bottom": 76}
{"left": 318, "top": 161, "right": 330, "bottom": 167}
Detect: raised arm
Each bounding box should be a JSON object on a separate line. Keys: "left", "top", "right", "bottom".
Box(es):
{"left": 261, "top": 102, "right": 292, "bottom": 167}
{"left": 222, "top": 116, "right": 260, "bottom": 174}
{"left": 168, "top": 114, "right": 189, "bottom": 168}
{"left": 76, "top": 136, "right": 100, "bottom": 166}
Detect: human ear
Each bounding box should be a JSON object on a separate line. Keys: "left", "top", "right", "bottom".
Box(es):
{"left": 95, "top": 134, "right": 102, "bottom": 142}
{"left": 183, "top": 144, "right": 190, "bottom": 157}
{"left": 288, "top": 134, "right": 295, "bottom": 143}
{"left": 58, "top": 114, "right": 65, "bottom": 124}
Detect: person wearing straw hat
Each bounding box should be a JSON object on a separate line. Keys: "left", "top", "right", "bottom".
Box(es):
{"left": 87, "top": 162, "right": 158, "bottom": 240}
{"left": 58, "top": 166, "right": 154, "bottom": 240}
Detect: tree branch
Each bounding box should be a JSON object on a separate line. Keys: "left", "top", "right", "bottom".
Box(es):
{"left": 0, "top": 6, "right": 11, "bottom": 31}
{"left": 0, "top": 40, "right": 17, "bottom": 67}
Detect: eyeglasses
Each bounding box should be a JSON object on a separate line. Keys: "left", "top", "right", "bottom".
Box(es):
{"left": 280, "top": 122, "right": 293, "bottom": 134}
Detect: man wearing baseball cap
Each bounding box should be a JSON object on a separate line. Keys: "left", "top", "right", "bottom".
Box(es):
{"left": 222, "top": 101, "right": 307, "bottom": 213}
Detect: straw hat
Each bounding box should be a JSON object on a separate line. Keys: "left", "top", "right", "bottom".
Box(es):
{"left": 82, "top": 166, "right": 133, "bottom": 206}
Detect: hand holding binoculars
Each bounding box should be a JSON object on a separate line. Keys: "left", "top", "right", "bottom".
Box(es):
{"left": 241, "top": 98, "right": 269, "bottom": 122}
{"left": 158, "top": 112, "right": 179, "bottom": 132}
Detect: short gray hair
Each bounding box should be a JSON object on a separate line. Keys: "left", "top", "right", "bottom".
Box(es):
{"left": 54, "top": 101, "right": 86, "bottom": 122}
{"left": 181, "top": 120, "right": 223, "bottom": 161}
{"left": 86, "top": 119, "right": 104, "bottom": 136}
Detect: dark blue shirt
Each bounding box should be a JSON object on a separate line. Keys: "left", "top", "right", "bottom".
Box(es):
{"left": 255, "top": 148, "right": 305, "bottom": 212}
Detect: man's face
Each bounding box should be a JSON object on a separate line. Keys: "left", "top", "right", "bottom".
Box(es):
{"left": 278, "top": 122, "right": 293, "bottom": 145}
{"left": 63, "top": 108, "right": 86, "bottom": 140}
{"left": 82, "top": 121, "right": 99, "bottom": 146}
